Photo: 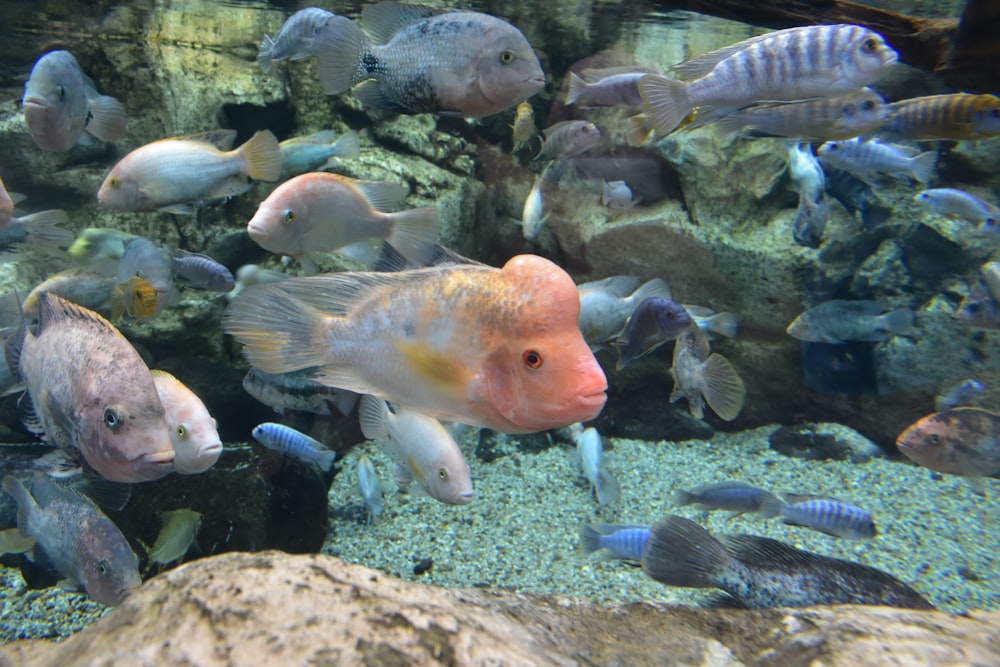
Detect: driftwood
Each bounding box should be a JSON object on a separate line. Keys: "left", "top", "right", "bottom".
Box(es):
{"left": 654, "top": 0, "right": 999, "bottom": 93}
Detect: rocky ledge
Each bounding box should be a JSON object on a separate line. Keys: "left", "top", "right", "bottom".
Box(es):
{"left": 0, "top": 551, "right": 996, "bottom": 667}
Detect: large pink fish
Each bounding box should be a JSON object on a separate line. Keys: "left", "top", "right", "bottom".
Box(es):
{"left": 224, "top": 255, "right": 607, "bottom": 433}
{"left": 13, "top": 293, "right": 174, "bottom": 482}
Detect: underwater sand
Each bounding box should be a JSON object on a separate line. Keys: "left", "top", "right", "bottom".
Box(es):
{"left": 1, "top": 424, "right": 997, "bottom": 642}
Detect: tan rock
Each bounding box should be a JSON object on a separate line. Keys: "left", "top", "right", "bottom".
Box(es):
{"left": 1, "top": 551, "right": 996, "bottom": 667}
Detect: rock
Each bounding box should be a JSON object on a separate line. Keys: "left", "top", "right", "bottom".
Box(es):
{"left": 0, "top": 551, "right": 996, "bottom": 666}
{"left": 768, "top": 423, "right": 883, "bottom": 463}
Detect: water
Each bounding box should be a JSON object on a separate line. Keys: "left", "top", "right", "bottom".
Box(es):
{"left": 0, "top": 0, "right": 997, "bottom": 645}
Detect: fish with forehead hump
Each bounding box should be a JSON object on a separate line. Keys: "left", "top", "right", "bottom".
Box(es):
{"left": 224, "top": 255, "right": 607, "bottom": 433}
{"left": 11, "top": 293, "right": 174, "bottom": 482}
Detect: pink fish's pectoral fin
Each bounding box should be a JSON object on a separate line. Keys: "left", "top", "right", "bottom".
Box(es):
{"left": 394, "top": 340, "right": 471, "bottom": 399}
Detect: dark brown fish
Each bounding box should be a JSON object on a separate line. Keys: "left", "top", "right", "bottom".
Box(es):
{"left": 12, "top": 293, "right": 174, "bottom": 482}
{"left": 640, "top": 515, "right": 932, "bottom": 609}
{"left": 896, "top": 407, "right": 1000, "bottom": 493}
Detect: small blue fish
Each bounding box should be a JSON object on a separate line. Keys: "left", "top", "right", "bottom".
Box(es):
{"left": 251, "top": 422, "right": 336, "bottom": 471}
{"left": 673, "top": 481, "right": 783, "bottom": 518}
{"left": 579, "top": 523, "right": 650, "bottom": 561}
{"left": 279, "top": 129, "right": 361, "bottom": 178}
{"left": 779, "top": 495, "right": 876, "bottom": 539}
{"left": 612, "top": 297, "right": 693, "bottom": 371}
{"left": 935, "top": 379, "right": 986, "bottom": 411}
{"left": 171, "top": 249, "right": 234, "bottom": 292}
{"left": 258, "top": 7, "right": 337, "bottom": 73}
{"left": 356, "top": 454, "right": 385, "bottom": 524}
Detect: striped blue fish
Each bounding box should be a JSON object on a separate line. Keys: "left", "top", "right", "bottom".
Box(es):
{"left": 251, "top": 422, "right": 336, "bottom": 471}
{"left": 580, "top": 523, "right": 650, "bottom": 561}
{"left": 779, "top": 495, "right": 876, "bottom": 539}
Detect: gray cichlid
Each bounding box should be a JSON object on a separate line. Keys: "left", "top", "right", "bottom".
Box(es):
{"left": 536, "top": 121, "right": 602, "bottom": 161}
{"left": 12, "top": 293, "right": 174, "bottom": 483}
{"left": 2, "top": 472, "right": 141, "bottom": 606}
{"left": 242, "top": 367, "right": 359, "bottom": 417}
{"left": 612, "top": 297, "right": 693, "bottom": 371}
{"left": 315, "top": 2, "right": 544, "bottom": 117}
{"left": 786, "top": 300, "right": 915, "bottom": 344}
{"left": 670, "top": 326, "right": 745, "bottom": 422}
{"left": 577, "top": 276, "right": 673, "bottom": 347}
{"left": 673, "top": 481, "right": 783, "bottom": 518}
{"left": 278, "top": 129, "right": 361, "bottom": 178}
{"left": 818, "top": 137, "right": 936, "bottom": 186}
{"left": 171, "top": 248, "right": 234, "bottom": 293}
{"left": 640, "top": 515, "right": 932, "bottom": 609}
{"left": 22, "top": 50, "right": 126, "bottom": 152}
{"left": 639, "top": 24, "right": 898, "bottom": 135}
{"left": 258, "top": 7, "right": 337, "bottom": 73}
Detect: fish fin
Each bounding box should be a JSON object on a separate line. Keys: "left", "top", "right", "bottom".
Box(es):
{"left": 630, "top": 277, "right": 672, "bottom": 303}
{"left": 327, "top": 130, "right": 361, "bottom": 161}
{"left": 78, "top": 478, "right": 132, "bottom": 512}
{"left": 565, "top": 71, "right": 587, "bottom": 106}
{"left": 358, "top": 394, "right": 390, "bottom": 441}
{"left": 315, "top": 16, "right": 368, "bottom": 95}
{"left": 640, "top": 515, "right": 729, "bottom": 588}
{"left": 625, "top": 113, "right": 653, "bottom": 147}
{"left": 8, "top": 192, "right": 26, "bottom": 206}
{"left": 36, "top": 292, "right": 115, "bottom": 334}
{"left": 700, "top": 353, "right": 745, "bottom": 421}
{"left": 298, "top": 255, "right": 318, "bottom": 275}
{"left": 394, "top": 340, "right": 471, "bottom": 397}
{"left": 392, "top": 461, "right": 413, "bottom": 490}
{"left": 158, "top": 203, "right": 197, "bottom": 215}
{"left": 2, "top": 475, "right": 37, "bottom": 538}
{"left": 721, "top": 534, "right": 814, "bottom": 569}
{"left": 671, "top": 489, "right": 695, "bottom": 507}
{"left": 579, "top": 523, "right": 603, "bottom": 556}
{"left": 353, "top": 79, "right": 401, "bottom": 112}
{"left": 329, "top": 389, "right": 360, "bottom": 417}
{"left": 238, "top": 130, "right": 281, "bottom": 182}
{"left": 757, "top": 491, "right": 785, "bottom": 520}
{"left": 257, "top": 33, "right": 276, "bottom": 73}
{"left": 316, "top": 450, "right": 337, "bottom": 472}
{"left": 223, "top": 287, "right": 331, "bottom": 375}
{"left": 335, "top": 239, "right": 382, "bottom": 265}
{"left": 386, "top": 206, "right": 440, "bottom": 266}
{"left": 57, "top": 578, "right": 81, "bottom": 593}
{"left": 16, "top": 392, "right": 45, "bottom": 436}
{"left": 879, "top": 308, "right": 916, "bottom": 338}
{"left": 361, "top": 2, "right": 444, "bottom": 44}
{"left": 109, "top": 280, "right": 127, "bottom": 320}
{"left": 909, "top": 151, "right": 938, "bottom": 184}
{"left": 638, "top": 74, "right": 692, "bottom": 136}
{"left": 595, "top": 468, "right": 620, "bottom": 506}
{"left": 15, "top": 210, "right": 72, "bottom": 248}
{"left": 964, "top": 475, "right": 987, "bottom": 495}
{"left": 703, "top": 312, "right": 738, "bottom": 338}
{"left": 30, "top": 449, "right": 83, "bottom": 478}
{"left": 0, "top": 527, "right": 36, "bottom": 555}
{"left": 581, "top": 275, "right": 642, "bottom": 297}
{"left": 352, "top": 180, "right": 410, "bottom": 212}
{"left": 174, "top": 129, "right": 238, "bottom": 151}
{"left": 668, "top": 370, "right": 684, "bottom": 404}
{"left": 84, "top": 95, "right": 127, "bottom": 143}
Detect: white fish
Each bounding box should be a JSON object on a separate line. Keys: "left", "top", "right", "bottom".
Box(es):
{"left": 639, "top": 24, "right": 898, "bottom": 135}
{"left": 520, "top": 162, "right": 551, "bottom": 241}
{"left": 914, "top": 188, "right": 998, "bottom": 225}
{"left": 577, "top": 276, "right": 672, "bottom": 347}
{"left": 356, "top": 454, "right": 385, "bottom": 524}
{"left": 151, "top": 370, "right": 222, "bottom": 475}
{"left": 359, "top": 396, "right": 473, "bottom": 505}
{"left": 601, "top": 180, "right": 633, "bottom": 209}
{"left": 570, "top": 423, "right": 620, "bottom": 506}
{"left": 817, "top": 137, "right": 936, "bottom": 186}
{"left": 787, "top": 142, "right": 825, "bottom": 201}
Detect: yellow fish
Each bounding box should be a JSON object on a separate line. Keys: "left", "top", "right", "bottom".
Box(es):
{"left": 110, "top": 275, "right": 158, "bottom": 321}
{"left": 511, "top": 101, "right": 536, "bottom": 153}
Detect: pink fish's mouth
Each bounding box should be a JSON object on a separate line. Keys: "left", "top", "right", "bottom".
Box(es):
{"left": 134, "top": 450, "right": 175, "bottom": 475}
{"left": 200, "top": 442, "right": 223, "bottom": 457}
{"left": 22, "top": 96, "right": 46, "bottom": 109}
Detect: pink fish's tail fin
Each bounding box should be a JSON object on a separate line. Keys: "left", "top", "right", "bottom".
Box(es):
{"left": 386, "top": 206, "right": 440, "bottom": 267}
{"left": 700, "top": 353, "right": 746, "bottom": 422}
{"left": 85, "top": 95, "right": 127, "bottom": 143}
{"left": 238, "top": 130, "right": 281, "bottom": 182}
{"left": 223, "top": 285, "right": 329, "bottom": 375}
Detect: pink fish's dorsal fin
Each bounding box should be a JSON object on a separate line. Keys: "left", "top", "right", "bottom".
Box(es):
{"left": 361, "top": 2, "right": 447, "bottom": 44}
{"left": 171, "top": 129, "right": 238, "bottom": 151}
{"left": 36, "top": 292, "right": 116, "bottom": 335}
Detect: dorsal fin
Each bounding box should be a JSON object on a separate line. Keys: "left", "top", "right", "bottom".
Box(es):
{"left": 36, "top": 292, "right": 115, "bottom": 334}
{"left": 361, "top": 2, "right": 447, "bottom": 44}
{"left": 170, "top": 129, "right": 238, "bottom": 151}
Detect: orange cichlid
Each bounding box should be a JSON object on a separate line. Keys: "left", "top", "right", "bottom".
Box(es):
{"left": 885, "top": 93, "right": 1000, "bottom": 141}
{"left": 896, "top": 407, "right": 1000, "bottom": 493}
{"left": 110, "top": 275, "right": 159, "bottom": 321}
{"left": 224, "top": 254, "right": 607, "bottom": 433}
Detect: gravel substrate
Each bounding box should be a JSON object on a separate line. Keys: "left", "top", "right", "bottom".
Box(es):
{"left": 1, "top": 424, "right": 996, "bottom": 642}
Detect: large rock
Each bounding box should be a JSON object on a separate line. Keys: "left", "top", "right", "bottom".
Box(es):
{"left": 0, "top": 551, "right": 996, "bottom": 666}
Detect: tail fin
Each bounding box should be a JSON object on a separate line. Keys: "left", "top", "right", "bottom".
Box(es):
{"left": 17, "top": 210, "right": 72, "bottom": 248}
{"left": 328, "top": 130, "right": 361, "bottom": 161}
{"left": 626, "top": 113, "right": 654, "bottom": 147}
{"left": 565, "top": 72, "right": 587, "bottom": 106}
{"left": 386, "top": 206, "right": 439, "bottom": 267}
{"left": 579, "top": 523, "right": 603, "bottom": 556}
{"left": 238, "top": 130, "right": 281, "bottom": 182}
{"left": 315, "top": 16, "right": 367, "bottom": 95}
{"left": 595, "top": 468, "right": 620, "bottom": 506}
{"left": 880, "top": 308, "right": 916, "bottom": 338}
{"left": 640, "top": 515, "right": 729, "bottom": 589}
{"left": 757, "top": 491, "right": 785, "bottom": 520}
{"left": 85, "top": 96, "right": 127, "bottom": 143}
{"left": 223, "top": 285, "right": 331, "bottom": 374}
{"left": 316, "top": 449, "right": 337, "bottom": 472}
{"left": 909, "top": 151, "right": 937, "bottom": 184}
{"left": 700, "top": 353, "right": 745, "bottom": 421}
{"left": 257, "top": 33, "right": 276, "bottom": 73}
{"left": 2, "top": 475, "right": 37, "bottom": 540}
{"left": 637, "top": 75, "right": 692, "bottom": 136}
{"left": 703, "top": 311, "right": 738, "bottom": 338}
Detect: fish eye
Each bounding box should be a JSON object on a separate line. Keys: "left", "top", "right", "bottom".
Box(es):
{"left": 284, "top": 209, "right": 295, "bottom": 223}
{"left": 929, "top": 434, "right": 939, "bottom": 445}
{"left": 861, "top": 100, "right": 875, "bottom": 111}
{"left": 522, "top": 349, "right": 543, "bottom": 369}
{"left": 56, "top": 84, "right": 65, "bottom": 100}
{"left": 861, "top": 38, "right": 877, "bottom": 53}
{"left": 437, "top": 467, "right": 448, "bottom": 480}
{"left": 108, "top": 177, "right": 120, "bottom": 189}
{"left": 499, "top": 49, "right": 515, "bottom": 65}
{"left": 103, "top": 407, "right": 122, "bottom": 430}
{"left": 96, "top": 559, "right": 110, "bottom": 576}
{"left": 177, "top": 424, "right": 189, "bottom": 439}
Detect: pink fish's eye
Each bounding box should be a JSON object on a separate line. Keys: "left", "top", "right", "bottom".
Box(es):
{"left": 284, "top": 210, "right": 295, "bottom": 224}
{"left": 437, "top": 467, "right": 448, "bottom": 480}
{"left": 522, "top": 349, "right": 543, "bottom": 369}
{"left": 929, "top": 434, "right": 940, "bottom": 445}
{"left": 108, "top": 177, "right": 121, "bottom": 189}
{"left": 177, "top": 424, "right": 188, "bottom": 439}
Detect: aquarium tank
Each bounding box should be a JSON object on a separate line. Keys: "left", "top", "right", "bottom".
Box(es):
{"left": 0, "top": 0, "right": 996, "bottom": 663}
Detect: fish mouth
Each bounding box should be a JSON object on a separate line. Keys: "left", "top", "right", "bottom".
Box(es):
{"left": 453, "top": 490, "right": 474, "bottom": 505}
{"left": 22, "top": 96, "right": 46, "bottom": 109}
{"left": 134, "top": 449, "right": 175, "bottom": 474}
{"left": 246, "top": 219, "right": 269, "bottom": 241}
{"left": 200, "top": 442, "right": 223, "bottom": 457}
